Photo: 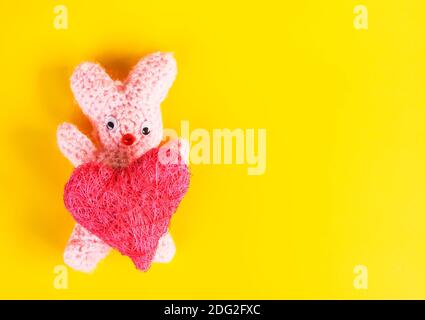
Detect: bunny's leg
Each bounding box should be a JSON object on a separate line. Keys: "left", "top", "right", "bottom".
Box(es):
{"left": 64, "top": 224, "right": 111, "bottom": 272}
{"left": 153, "top": 232, "right": 176, "bottom": 263}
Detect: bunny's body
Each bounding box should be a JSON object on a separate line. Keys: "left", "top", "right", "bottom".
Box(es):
{"left": 57, "top": 53, "right": 187, "bottom": 272}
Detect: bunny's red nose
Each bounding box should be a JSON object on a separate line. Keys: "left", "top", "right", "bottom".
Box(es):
{"left": 121, "top": 134, "right": 136, "bottom": 146}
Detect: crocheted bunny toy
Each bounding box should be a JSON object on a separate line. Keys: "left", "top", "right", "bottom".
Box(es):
{"left": 57, "top": 52, "right": 190, "bottom": 272}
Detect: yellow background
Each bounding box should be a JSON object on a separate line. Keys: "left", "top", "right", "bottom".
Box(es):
{"left": 0, "top": 0, "right": 425, "bottom": 299}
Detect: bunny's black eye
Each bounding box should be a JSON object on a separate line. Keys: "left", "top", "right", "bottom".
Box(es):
{"left": 142, "top": 127, "right": 150, "bottom": 135}
{"left": 106, "top": 116, "right": 118, "bottom": 131}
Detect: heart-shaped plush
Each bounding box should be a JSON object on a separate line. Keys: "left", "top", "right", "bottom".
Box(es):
{"left": 63, "top": 147, "right": 190, "bottom": 271}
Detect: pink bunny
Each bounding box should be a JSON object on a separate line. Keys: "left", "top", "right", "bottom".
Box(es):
{"left": 57, "top": 52, "right": 188, "bottom": 272}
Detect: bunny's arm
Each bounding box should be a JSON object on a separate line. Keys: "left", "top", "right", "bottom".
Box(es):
{"left": 159, "top": 138, "right": 190, "bottom": 164}
{"left": 176, "top": 138, "right": 190, "bottom": 165}
{"left": 57, "top": 122, "right": 97, "bottom": 166}
{"left": 58, "top": 123, "right": 111, "bottom": 272}
{"left": 152, "top": 138, "right": 189, "bottom": 263}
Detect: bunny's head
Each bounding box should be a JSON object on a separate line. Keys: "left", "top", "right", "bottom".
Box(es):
{"left": 71, "top": 52, "right": 177, "bottom": 165}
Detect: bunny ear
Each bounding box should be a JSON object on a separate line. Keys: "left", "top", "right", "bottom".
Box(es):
{"left": 70, "top": 62, "right": 117, "bottom": 120}
{"left": 125, "top": 52, "right": 177, "bottom": 107}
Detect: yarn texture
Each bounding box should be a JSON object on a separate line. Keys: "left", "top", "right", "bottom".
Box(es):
{"left": 57, "top": 52, "right": 189, "bottom": 272}
{"left": 64, "top": 147, "right": 190, "bottom": 271}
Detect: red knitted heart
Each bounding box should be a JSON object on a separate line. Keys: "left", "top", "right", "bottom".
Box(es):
{"left": 63, "top": 147, "right": 190, "bottom": 271}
